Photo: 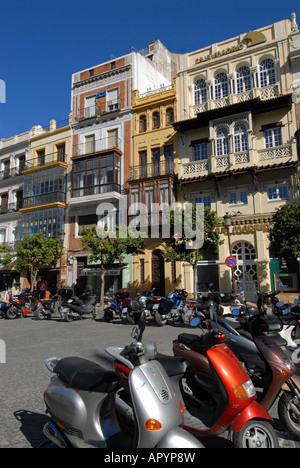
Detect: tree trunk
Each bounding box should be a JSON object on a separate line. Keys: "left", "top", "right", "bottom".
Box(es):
{"left": 100, "top": 268, "right": 106, "bottom": 308}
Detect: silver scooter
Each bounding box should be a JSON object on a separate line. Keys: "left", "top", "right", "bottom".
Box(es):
{"left": 41, "top": 312, "right": 204, "bottom": 449}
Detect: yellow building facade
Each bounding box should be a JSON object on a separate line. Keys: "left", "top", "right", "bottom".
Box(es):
{"left": 19, "top": 117, "right": 72, "bottom": 291}
{"left": 129, "top": 81, "right": 182, "bottom": 296}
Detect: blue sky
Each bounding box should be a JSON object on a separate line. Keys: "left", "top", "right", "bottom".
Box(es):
{"left": 0, "top": 0, "right": 299, "bottom": 139}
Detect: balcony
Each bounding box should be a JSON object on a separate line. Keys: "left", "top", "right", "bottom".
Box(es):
{"left": 74, "top": 99, "right": 120, "bottom": 123}
{"left": 71, "top": 183, "right": 122, "bottom": 198}
{"left": 22, "top": 191, "right": 66, "bottom": 209}
{"left": 22, "top": 152, "right": 67, "bottom": 173}
{"left": 0, "top": 167, "right": 24, "bottom": 182}
{"left": 180, "top": 142, "right": 298, "bottom": 181}
{"left": 0, "top": 202, "right": 22, "bottom": 215}
{"left": 73, "top": 136, "right": 122, "bottom": 159}
{"left": 129, "top": 161, "right": 175, "bottom": 181}
{"left": 191, "top": 84, "right": 279, "bottom": 117}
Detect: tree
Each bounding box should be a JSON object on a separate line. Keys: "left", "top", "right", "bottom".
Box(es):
{"left": 161, "top": 206, "right": 221, "bottom": 293}
{"left": 0, "top": 244, "right": 15, "bottom": 268}
{"left": 14, "top": 233, "right": 61, "bottom": 291}
{"left": 81, "top": 226, "right": 145, "bottom": 307}
{"left": 269, "top": 202, "right": 300, "bottom": 259}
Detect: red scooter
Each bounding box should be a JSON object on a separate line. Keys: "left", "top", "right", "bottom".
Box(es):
{"left": 5, "top": 291, "right": 41, "bottom": 319}
{"left": 108, "top": 313, "right": 278, "bottom": 448}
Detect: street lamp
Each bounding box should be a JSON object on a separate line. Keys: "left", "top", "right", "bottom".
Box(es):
{"left": 223, "top": 212, "right": 239, "bottom": 294}
{"left": 58, "top": 230, "right": 65, "bottom": 290}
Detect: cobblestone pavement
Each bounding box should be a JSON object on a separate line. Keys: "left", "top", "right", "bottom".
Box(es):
{"left": 0, "top": 312, "right": 299, "bottom": 448}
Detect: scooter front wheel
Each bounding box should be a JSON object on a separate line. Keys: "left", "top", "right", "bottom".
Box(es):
{"left": 278, "top": 391, "right": 300, "bottom": 440}
{"left": 233, "top": 420, "right": 278, "bottom": 448}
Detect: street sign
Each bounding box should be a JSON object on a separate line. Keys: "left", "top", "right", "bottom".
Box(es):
{"left": 225, "top": 256, "right": 237, "bottom": 268}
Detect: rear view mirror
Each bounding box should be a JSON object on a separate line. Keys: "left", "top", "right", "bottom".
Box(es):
{"left": 232, "top": 309, "right": 240, "bottom": 316}
{"left": 191, "top": 317, "right": 201, "bottom": 328}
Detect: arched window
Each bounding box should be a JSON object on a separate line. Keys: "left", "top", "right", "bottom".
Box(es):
{"left": 236, "top": 66, "right": 251, "bottom": 93}
{"left": 152, "top": 111, "right": 160, "bottom": 130}
{"left": 139, "top": 115, "right": 147, "bottom": 133}
{"left": 194, "top": 79, "right": 207, "bottom": 104}
{"left": 166, "top": 108, "right": 174, "bottom": 126}
{"left": 216, "top": 127, "right": 229, "bottom": 155}
{"left": 234, "top": 124, "right": 248, "bottom": 152}
{"left": 214, "top": 73, "right": 229, "bottom": 99}
{"left": 259, "top": 59, "right": 276, "bottom": 87}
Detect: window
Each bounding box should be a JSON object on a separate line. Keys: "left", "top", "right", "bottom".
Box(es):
{"left": 107, "top": 129, "right": 118, "bottom": 148}
{"left": 216, "top": 127, "right": 229, "bottom": 155}
{"left": 214, "top": 73, "right": 229, "bottom": 99}
{"left": 193, "top": 143, "right": 208, "bottom": 161}
{"left": 160, "top": 183, "right": 170, "bottom": 206}
{"left": 78, "top": 214, "right": 97, "bottom": 236}
{"left": 23, "top": 207, "right": 64, "bottom": 238}
{"left": 139, "top": 150, "right": 147, "bottom": 177}
{"left": 85, "top": 134, "right": 95, "bottom": 154}
{"left": 195, "top": 195, "right": 211, "bottom": 208}
{"left": 152, "top": 148, "right": 160, "bottom": 174}
{"left": 234, "top": 124, "right": 248, "bottom": 152}
{"left": 37, "top": 150, "right": 45, "bottom": 166}
{"left": 229, "top": 191, "right": 248, "bottom": 205}
{"left": 264, "top": 127, "right": 282, "bottom": 148}
{"left": 259, "top": 59, "right": 276, "bottom": 87}
{"left": 236, "top": 66, "right": 251, "bottom": 93}
{"left": 166, "top": 108, "right": 174, "bottom": 126}
{"left": 194, "top": 79, "right": 207, "bottom": 104}
{"left": 107, "top": 88, "right": 119, "bottom": 111}
{"left": 84, "top": 95, "right": 96, "bottom": 118}
{"left": 267, "top": 185, "right": 288, "bottom": 201}
{"left": 130, "top": 188, "right": 140, "bottom": 213}
{"left": 145, "top": 185, "right": 154, "bottom": 212}
{"left": 139, "top": 115, "right": 147, "bottom": 133}
{"left": 152, "top": 112, "right": 160, "bottom": 130}
{"left": 56, "top": 144, "right": 65, "bottom": 162}
{"left": 72, "top": 154, "right": 121, "bottom": 197}
{"left": 164, "top": 145, "right": 174, "bottom": 171}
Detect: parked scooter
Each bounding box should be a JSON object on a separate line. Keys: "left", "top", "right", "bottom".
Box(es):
{"left": 103, "top": 288, "right": 130, "bottom": 322}
{"left": 110, "top": 317, "right": 278, "bottom": 447}
{"left": 41, "top": 311, "right": 204, "bottom": 449}
{"left": 206, "top": 306, "right": 300, "bottom": 440}
{"left": 126, "top": 288, "right": 161, "bottom": 325}
{"left": 259, "top": 290, "right": 300, "bottom": 350}
{"left": 39, "top": 295, "right": 62, "bottom": 320}
{"left": 60, "top": 289, "right": 97, "bottom": 322}
{"left": 155, "top": 289, "right": 189, "bottom": 326}
{"left": 5, "top": 291, "right": 41, "bottom": 319}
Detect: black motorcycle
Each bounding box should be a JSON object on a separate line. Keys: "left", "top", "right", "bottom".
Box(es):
{"left": 60, "top": 290, "right": 97, "bottom": 322}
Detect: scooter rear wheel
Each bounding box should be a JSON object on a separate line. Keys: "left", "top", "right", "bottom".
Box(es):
{"left": 6, "top": 307, "right": 19, "bottom": 320}
{"left": 278, "top": 391, "right": 300, "bottom": 440}
{"left": 233, "top": 420, "right": 278, "bottom": 448}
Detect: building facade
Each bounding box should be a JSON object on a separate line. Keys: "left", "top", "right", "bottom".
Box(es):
{"left": 174, "top": 15, "right": 300, "bottom": 301}
{"left": 19, "top": 118, "right": 72, "bottom": 292}
{"left": 0, "top": 130, "right": 31, "bottom": 292}
{"left": 67, "top": 40, "right": 180, "bottom": 297}
{"left": 129, "top": 80, "right": 179, "bottom": 297}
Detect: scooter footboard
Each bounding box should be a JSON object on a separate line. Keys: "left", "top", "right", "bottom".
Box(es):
{"left": 230, "top": 400, "right": 273, "bottom": 433}
{"left": 156, "top": 427, "right": 204, "bottom": 448}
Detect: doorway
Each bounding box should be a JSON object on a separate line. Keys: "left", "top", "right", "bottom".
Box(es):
{"left": 151, "top": 250, "right": 165, "bottom": 297}
{"left": 232, "top": 241, "right": 258, "bottom": 302}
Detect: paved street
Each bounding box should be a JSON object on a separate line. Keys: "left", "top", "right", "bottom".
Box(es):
{"left": 0, "top": 311, "right": 298, "bottom": 448}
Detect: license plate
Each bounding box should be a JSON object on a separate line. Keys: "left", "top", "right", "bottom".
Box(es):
{"left": 122, "top": 308, "right": 127, "bottom": 314}
{"left": 153, "top": 304, "right": 159, "bottom": 310}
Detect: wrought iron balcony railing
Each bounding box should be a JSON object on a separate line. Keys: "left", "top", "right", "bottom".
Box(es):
{"left": 129, "top": 161, "right": 175, "bottom": 181}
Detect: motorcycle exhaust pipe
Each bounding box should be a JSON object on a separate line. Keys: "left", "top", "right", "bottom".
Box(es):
{"left": 43, "top": 421, "right": 69, "bottom": 449}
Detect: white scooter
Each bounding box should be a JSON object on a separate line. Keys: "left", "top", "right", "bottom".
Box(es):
{"left": 40, "top": 312, "right": 204, "bottom": 449}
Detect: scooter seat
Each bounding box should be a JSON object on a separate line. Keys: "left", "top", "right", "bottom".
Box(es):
{"left": 55, "top": 357, "right": 119, "bottom": 392}
{"left": 155, "top": 353, "right": 187, "bottom": 376}
{"left": 178, "top": 332, "right": 217, "bottom": 353}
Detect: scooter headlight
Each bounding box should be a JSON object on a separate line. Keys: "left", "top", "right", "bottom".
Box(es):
{"left": 233, "top": 379, "right": 256, "bottom": 399}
